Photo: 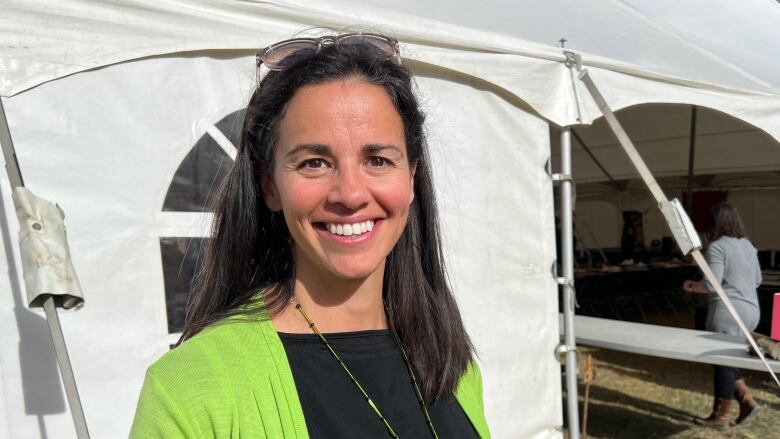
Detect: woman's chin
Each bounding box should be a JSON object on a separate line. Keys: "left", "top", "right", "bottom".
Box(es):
{"left": 325, "top": 261, "right": 384, "bottom": 282}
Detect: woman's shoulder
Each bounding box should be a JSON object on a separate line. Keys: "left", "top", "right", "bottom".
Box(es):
{"left": 131, "top": 316, "right": 300, "bottom": 437}
{"left": 148, "top": 315, "right": 278, "bottom": 385}
{"left": 456, "top": 360, "right": 485, "bottom": 397}
{"left": 710, "top": 236, "right": 757, "bottom": 251}
{"left": 455, "top": 361, "right": 490, "bottom": 438}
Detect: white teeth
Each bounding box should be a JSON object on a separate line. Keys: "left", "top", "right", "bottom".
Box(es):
{"left": 326, "top": 220, "right": 375, "bottom": 237}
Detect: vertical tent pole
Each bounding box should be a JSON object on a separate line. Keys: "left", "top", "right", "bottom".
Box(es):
{"left": 0, "top": 99, "right": 23, "bottom": 188}
{"left": 0, "top": 98, "right": 90, "bottom": 438}
{"left": 686, "top": 106, "right": 698, "bottom": 213}
{"left": 560, "top": 127, "right": 581, "bottom": 439}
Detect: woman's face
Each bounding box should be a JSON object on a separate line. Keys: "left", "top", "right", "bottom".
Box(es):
{"left": 262, "top": 78, "right": 415, "bottom": 282}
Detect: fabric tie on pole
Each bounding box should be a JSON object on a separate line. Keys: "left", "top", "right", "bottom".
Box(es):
{"left": 12, "top": 187, "right": 84, "bottom": 309}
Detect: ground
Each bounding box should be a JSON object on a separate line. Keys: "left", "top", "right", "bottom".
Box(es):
{"left": 559, "top": 286, "right": 780, "bottom": 439}
{"left": 566, "top": 345, "right": 780, "bottom": 439}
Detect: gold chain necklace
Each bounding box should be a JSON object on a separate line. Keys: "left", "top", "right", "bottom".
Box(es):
{"left": 292, "top": 300, "right": 439, "bottom": 439}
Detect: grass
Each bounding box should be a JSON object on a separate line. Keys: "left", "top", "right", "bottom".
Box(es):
{"left": 570, "top": 346, "right": 780, "bottom": 438}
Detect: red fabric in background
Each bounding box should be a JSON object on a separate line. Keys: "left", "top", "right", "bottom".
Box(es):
{"left": 772, "top": 293, "right": 780, "bottom": 341}
{"left": 681, "top": 190, "right": 728, "bottom": 236}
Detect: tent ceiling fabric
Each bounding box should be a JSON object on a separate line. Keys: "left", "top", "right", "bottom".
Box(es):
{"left": 5, "top": 0, "right": 780, "bottom": 94}
{"left": 3, "top": 0, "right": 780, "bottom": 134}
{"left": 362, "top": 0, "right": 780, "bottom": 93}
{"left": 551, "top": 105, "right": 780, "bottom": 184}
{"left": 0, "top": 0, "right": 571, "bottom": 97}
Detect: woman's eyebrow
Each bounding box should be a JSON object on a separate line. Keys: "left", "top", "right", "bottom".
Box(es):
{"left": 363, "top": 144, "right": 404, "bottom": 156}
{"left": 285, "top": 143, "right": 331, "bottom": 159}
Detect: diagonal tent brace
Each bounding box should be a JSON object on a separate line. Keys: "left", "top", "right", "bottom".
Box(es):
{"left": 0, "top": 99, "right": 91, "bottom": 438}
{"left": 567, "top": 53, "right": 780, "bottom": 387}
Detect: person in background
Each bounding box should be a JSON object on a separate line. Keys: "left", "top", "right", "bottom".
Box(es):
{"left": 683, "top": 202, "right": 762, "bottom": 431}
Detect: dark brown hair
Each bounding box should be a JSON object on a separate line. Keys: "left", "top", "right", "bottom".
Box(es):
{"left": 708, "top": 202, "right": 746, "bottom": 242}
{"left": 179, "top": 41, "right": 473, "bottom": 401}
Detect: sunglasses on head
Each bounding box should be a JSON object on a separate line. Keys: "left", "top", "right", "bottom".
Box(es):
{"left": 256, "top": 33, "right": 401, "bottom": 71}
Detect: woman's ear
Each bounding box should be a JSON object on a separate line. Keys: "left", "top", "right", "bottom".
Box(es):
{"left": 261, "top": 170, "right": 281, "bottom": 211}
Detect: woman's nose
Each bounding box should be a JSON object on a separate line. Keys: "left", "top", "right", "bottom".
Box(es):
{"left": 327, "top": 165, "right": 370, "bottom": 209}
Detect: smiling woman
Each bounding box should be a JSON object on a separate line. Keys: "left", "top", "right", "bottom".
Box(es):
{"left": 130, "top": 33, "right": 490, "bottom": 439}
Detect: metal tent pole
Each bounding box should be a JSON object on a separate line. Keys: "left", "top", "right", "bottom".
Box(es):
{"left": 559, "top": 127, "right": 580, "bottom": 439}
{"left": 42, "top": 297, "right": 90, "bottom": 438}
{"left": 0, "top": 100, "right": 23, "bottom": 189}
{"left": 686, "top": 106, "right": 698, "bottom": 213}
{"left": 0, "top": 98, "right": 90, "bottom": 438}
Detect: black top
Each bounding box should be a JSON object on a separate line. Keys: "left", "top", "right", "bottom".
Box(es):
{"left": 279, "top": 329, "right": 479, "bottom": 439}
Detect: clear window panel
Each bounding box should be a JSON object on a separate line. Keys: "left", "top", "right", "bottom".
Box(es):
{"left": 162, "top": 133, "right": 232, "bottom": 212}
{"left": 160, "top": 237, "right": 205, "bottom": 333}
{"left": 215, "top": 108, "right": 246, "bottom": 147}
{"left": 161, "top": 109, "right": 245, "bottom": 333}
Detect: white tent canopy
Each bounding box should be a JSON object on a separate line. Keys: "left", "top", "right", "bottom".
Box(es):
{"left": 363, "top": 0, "right": 780, "bottom": 93}
{"left": 4, "top": 0, "right": 780, "bottom": 128}
{"left": 2, "top": 1, "right": 780, "bottom": 438}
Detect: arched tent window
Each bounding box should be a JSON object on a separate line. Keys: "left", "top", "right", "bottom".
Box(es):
{"left": 159, "top": 109, "right": 244, "bottom": 333}
{"left": 553, "top": 103, "right": 780, "bottom": 255}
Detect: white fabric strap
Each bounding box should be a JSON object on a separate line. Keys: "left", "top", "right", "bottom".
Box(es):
{"left": 12, "top": 187, "right": 84, "bottom": 309}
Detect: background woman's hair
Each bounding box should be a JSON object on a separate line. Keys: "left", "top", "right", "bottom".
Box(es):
{"left": 179, "top": 42, "right": 474, "bottom": 401}
{"left": 708, "top": 202, "right": 746, "bottom": 242}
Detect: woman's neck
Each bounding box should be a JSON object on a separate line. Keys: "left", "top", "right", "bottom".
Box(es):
{"left": 271, "top": 263, "right": 387, "bottom": 334}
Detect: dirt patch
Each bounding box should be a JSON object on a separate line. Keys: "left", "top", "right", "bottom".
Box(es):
{"left": 568, "top": 346, "right": 780, "bottom": 438}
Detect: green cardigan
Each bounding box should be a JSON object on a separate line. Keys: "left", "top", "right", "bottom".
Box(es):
{"left": 130, "top": 317, "right": 491, "bottom": 438}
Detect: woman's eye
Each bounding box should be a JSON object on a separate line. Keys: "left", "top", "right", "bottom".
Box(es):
{"left": 369, "top": 157, "right": 390, "bottom": 167}
{"left": 302, "top": 158, "right": 328, "bottom": 169}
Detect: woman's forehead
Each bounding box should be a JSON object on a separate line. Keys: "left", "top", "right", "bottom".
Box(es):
{"left": 276, "top": 79, "right": 405, "bottom": 152}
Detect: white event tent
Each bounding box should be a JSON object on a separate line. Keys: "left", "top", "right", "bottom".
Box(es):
{"left": 1, "top": 1, "right": 779, "bottom": 438}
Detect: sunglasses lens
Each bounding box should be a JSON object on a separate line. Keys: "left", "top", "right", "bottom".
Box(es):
{"left": 338, "top": 35, "right": 397, "bottom": 59}
{"left": 261, "top": 41, "right": 319, "bottom": 70}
